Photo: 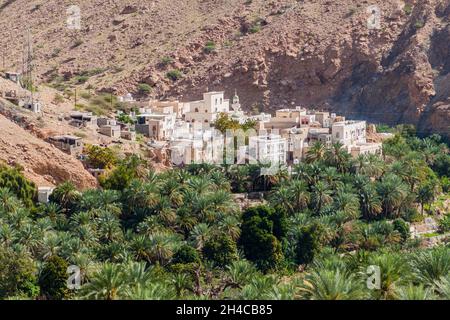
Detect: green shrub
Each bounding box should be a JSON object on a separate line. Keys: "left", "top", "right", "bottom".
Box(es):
{"left": 393, "top": 219, "right": 410, "bottom": 242}
{"left": 0, "top": 164, "right": 36, "bottom": 207}
{"left": 0, "top": 246, "right": 39, "bottom": 299}
{"left": 439, "top": 215, "right": 450, "bottom": 233}
{"left": 53, "top": 93, "right": 65, "bottom": 104}
{"left": 402, "top": 207, "right": 423, "bottom": 223}
{"left": 38, "top": 255, "right": 70, "bottom": 300}
{"left": 203, "top": 41, "right": 216, "bottom": 54}
{"left": 414, "top": 21, "right": 424, "bottom": 29}
{"left": 173, "top": 245, "right": 200, "bottom": 265}
{"left": 203, "top": 234, "right": 238, "bottom": 267}
{"left": 249, "top": 24, "right": 261, "bottom": 34}
{"left": 75, "top": 75, "right": 89, "bottom": 84}
{"left": 160, "top": 56, "right": 173, "bottom": 66}
{"left": 138, "top": 83, "right": 152, "bottom": 94}
{"left": 404, "top": 4, "right": 413, "bottom": 15}
{"left": 166, "top": 69, "right": 182, "bottom": 81}
{"left": 239, "top": 205, "right": 285, "bottom": 271}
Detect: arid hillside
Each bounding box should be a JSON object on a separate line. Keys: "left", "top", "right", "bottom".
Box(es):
{"left": 0, "top": 0, "right": 449, "bottom": 138}
{"left": 0, "top": 113, "right": 98, "bottom": 189}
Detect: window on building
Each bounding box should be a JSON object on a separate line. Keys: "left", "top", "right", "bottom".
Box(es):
{"left": 204, "top": 120, "right": 209, "bottom": 123}
{"left": 195, "top": 108, "right": 199, "bottom": 112}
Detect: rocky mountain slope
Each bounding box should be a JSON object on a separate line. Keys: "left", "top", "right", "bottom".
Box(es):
{"left": 0, "top": 0, "right": 449, "bottom": 138}
{"left": 0, "top": 113, "right": 97, "bottom": 189}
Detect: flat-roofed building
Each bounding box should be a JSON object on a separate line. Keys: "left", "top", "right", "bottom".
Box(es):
{"left": 350, "top": 142, "right": 383, "bottom": 157}
{"left": 308, "top": 128, "right": 332, "bottom": 147}
{"left": 97, "top": 118, "right": 117, "bottom": 127}
{"left": 184, "top": 91, "right": 230, "bottom": 127}
{"left": 136, "top": 113, "right": 176, "bottom": 140}
{"left": 99, "top": 124, "right": 121, "bottom": 138}
{"left": 48, "top": 135, "right": 83, "bottom": 156}
{"left": 69, "top": 112, "right": 97, "bottom": 128}
{"left": 4, "top": 71, "right": 21, "bottom": 85}
{"left": 249, "top": 134, "right": 287, "bottom": 165}
{"left": 315, "top": 112, "right": 331, "bottom": 128}
{"left": 37, "top": 187, "right": 54, "bottom": 203}
{"left": 332, "top": 120, "right": 367, "bottom": 146}
{"left": 120, "top": 130, "right": 136, "bottom": 141}
{"left": 149, "top": 100, "right": 188, "bottom": 119}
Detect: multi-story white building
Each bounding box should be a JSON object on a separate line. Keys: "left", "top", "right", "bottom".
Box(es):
{"left": 332, "top": 120, "right": 367, "bottom": 146}
{"left": 184, "top": 91, "right": 230, "bottom": 127}
{"left": 249, "top": 134, "right": 287, "bottom": 165}
{"left": 170, "top": 127, "right": 224, "bottom": 165}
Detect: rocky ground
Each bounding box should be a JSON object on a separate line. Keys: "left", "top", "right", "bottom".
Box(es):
{"left": 0, "top": 113, "right": 98, "bottom": 189}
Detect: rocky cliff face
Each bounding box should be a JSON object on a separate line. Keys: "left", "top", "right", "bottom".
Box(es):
{"left": 0, "top": 0, "right": 448, "bottom": 138}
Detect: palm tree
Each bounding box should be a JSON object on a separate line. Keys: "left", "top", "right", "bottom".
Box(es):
{"left": 366, "top": 252, "right": 408, "bottom": 300}
{"left": 0, "top": 187, "right": 22, "bottom": 213}
{"left": 172, "top": 273, "right": 192, "bottom": 298}
{"left": 410, "top": 247, "right": 450, "bottom": 284}
{"left": 311, "top": 181, "right": 333, "bottom": 215}
{"left": 300, "top": 267, "right": 366, "bottom": 300}
{"left": 124, "top": 282, "right": 177, "bottom": 300}
{"left": 376, "top": 174, "right": 408, "bottom": 218}
{"left": 355, "top": 154, "right": 385, "bottom": 178}
{"left": 190, "top": 223, "right": 213, "bottom": 250}
{"left": 269, "top": 186, "right": 293, "bottom": 213}
{"left": 80, "top": 263, "right": 126, "bottom": 300}
{"left": 49, "top": 182, "right": 81, "bottom": 215}
{"left": 334, "top": 189, "right": 360, "bottom": 219}
{"left": 395, "top": 284, "right": 435, "bottom": 300}
{"left": 146, "top": 232, "right": 180, "bottom": 266}
{"left": 433, "top": 275, "right": 450, "bottom": 299}
{"left": 122, "top": 180, "right": 159, "bottom": 217}
{"left": 226, "top": 260, "right": 258, "bottom": 288}
{"left": 289, "top": 180, "right": 310, "bottom": 213}
{"left": 228, "top": 165, "right": 249, "bottom": 193}
{"left": 417, "top": 182, "right": 440, "bottom": 215}
{"left": 187, "top": 176, "right": 213, "bottom": 195}
{"left": 306, "top": 141, "right": 327, "bottom": 164}
{"left": 208, "top": 170, "right": 231, "bottom": 191}
{"left": 175, "top": 207, "right": 198, "bottom": 238}
{"left": 218, "top": 215, "right": 241, "bottom": 241}
{"left": 326, "top": 142, "right": 352, "bottom": 173}
{"left": 96, "top": 211, "right": 123, "bottom": 243}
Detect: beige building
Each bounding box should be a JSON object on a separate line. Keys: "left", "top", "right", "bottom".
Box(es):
{"left": 136, "top": 113, "right": 176, "bottom": 140}
{"left": 99, "top": 125, "right": 121, "bottom": 138}
{"left": 120, "top": 130, "right": 136, "bottom": 141}
{"left": 332, "top": 120, "right": 367, "bottom": 146}
{"left": 149, "top": 100, "right": 188, "bottom": 119}
{"left": 315, "top": 112, "right": 331, "bottom": 128}
{"left": 184, "top": 91, "right": 230, "bottom": 127}
{"left": 351, "top": 142, "right": 383, "bottom": 157}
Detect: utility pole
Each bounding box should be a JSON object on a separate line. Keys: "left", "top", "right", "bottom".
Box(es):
{"left": 22, "top": 30, "right": 34, "bottom": 103}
